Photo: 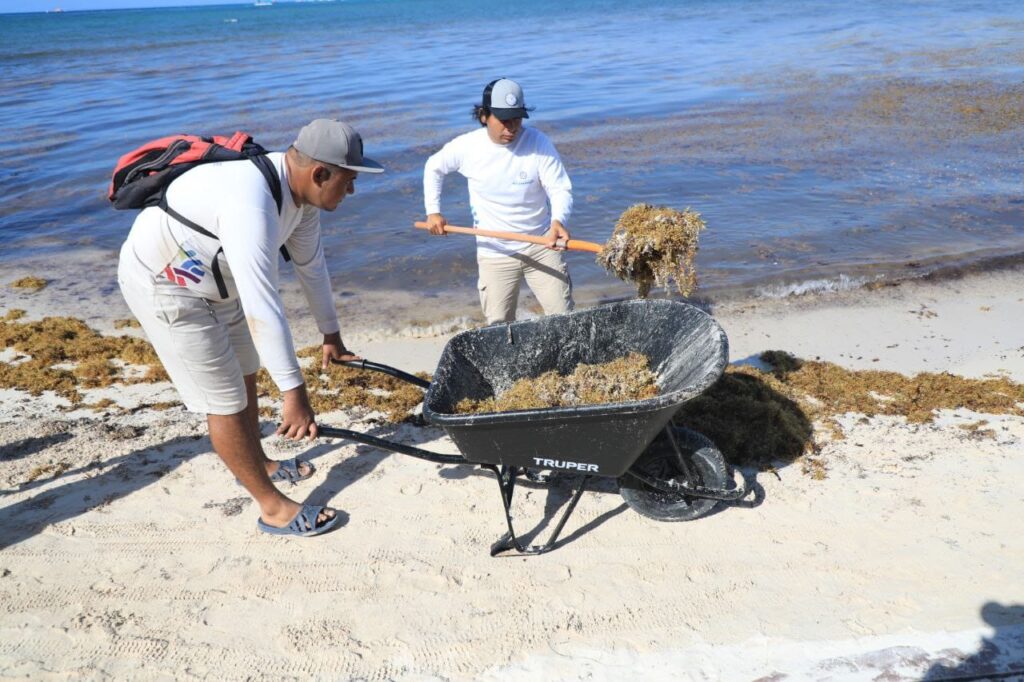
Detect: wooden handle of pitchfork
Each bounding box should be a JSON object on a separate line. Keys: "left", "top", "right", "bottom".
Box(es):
{"left": 414, "top": 221, "right": 603, "bottom": 254}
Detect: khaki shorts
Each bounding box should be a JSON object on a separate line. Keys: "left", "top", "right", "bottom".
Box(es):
{"left": 477, "top": 243, "right": 574, "bottom": 325}
{"left": 117, "top": 246, "right": 259, "bottom": 416}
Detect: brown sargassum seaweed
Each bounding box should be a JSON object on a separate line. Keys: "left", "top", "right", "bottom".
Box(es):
{"left": 0, "top": 310, "right": 428, "bottom": 422}
{"left": 0, "top": 311, "right": 167, "bottom": 405}
{"left": 256, "top": 346, "right": 429, "bottom": 423}
{"left": 5, "top": 311, "right": 1022, "bottom": 455}
{"left": 597, "top": 204, "right": 705, "bottom": 298}
{"left": 678, "top": 350, "right": 1024, "bottom": 478}
{"left": 455, "top": 352, "right": 658, "bottom": 414}
{"left": 9, "top": 276, "right": 48, "bottom": 292}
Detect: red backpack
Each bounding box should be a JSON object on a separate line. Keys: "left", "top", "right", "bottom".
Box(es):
{"left": 108, "top": 131, "right": 282, "bottom": 212}
{"left": 109, "top": 131, "right": 287, "bottom": 299}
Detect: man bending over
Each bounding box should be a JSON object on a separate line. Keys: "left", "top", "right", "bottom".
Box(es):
{"left": 117, "top": 119, "right": 383, "bottom": 537}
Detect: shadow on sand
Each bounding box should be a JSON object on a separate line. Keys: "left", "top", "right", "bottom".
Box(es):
{"left": 923, "top": 602, "right": 1024, "bottom": 681}
{"left": 1, "top": 432, "right": 74, "bottom": 463}
{"left": 0, "top": 431, "right": 210, "bottom": 551}
{"left": 676, "top": 357, "right": 815, "bottom": 472}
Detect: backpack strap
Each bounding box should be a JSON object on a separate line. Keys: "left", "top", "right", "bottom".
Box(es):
{"left": 159, "top": 155, "right": 292, "bottom": 297}
{"left": 211, "top": 247, "right": 230, "bottom": 300}
{"left": 251, "top": 154, "right": 291, "bottom": 262}
{"left": 250, "top": 154, "right": 283, "bottom": 213}
{"left": 158, "top": 200, "right": 230, "bottom": 298}
{"left": 159, "top": 201, "right": 217, "bottom": 239}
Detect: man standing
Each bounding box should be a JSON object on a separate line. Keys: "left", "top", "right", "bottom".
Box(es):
{"left": 117, "top": 119, "right": 383, "bottom": 537}
{"left": 423, "top": 78, "right": 574, "bottom": 324}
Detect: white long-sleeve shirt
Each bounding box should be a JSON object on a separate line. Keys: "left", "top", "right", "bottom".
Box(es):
{"left": 121, "top": 152, "right": 340, "bottom": 392}
{"left": 423, "top": 126, "right": 573, "bottom": 257}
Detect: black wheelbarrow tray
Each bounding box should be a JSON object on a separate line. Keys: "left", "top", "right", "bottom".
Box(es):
{"left": 320, "top": 299, "right": 748, "bottom": 556}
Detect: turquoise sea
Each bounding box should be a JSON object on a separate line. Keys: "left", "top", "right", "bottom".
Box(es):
{"left": 2, "top": 0, "right": 1023, "bottom": 312}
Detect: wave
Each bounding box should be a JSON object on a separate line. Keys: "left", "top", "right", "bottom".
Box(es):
{"left": 348, "top": 316, "right": 481, "bottom": 344}
{"left": 755, "top": 274, "right": 880, "bottom": 298}
{"left": 751, "top": 249, "right": 1024, "bottom": 300}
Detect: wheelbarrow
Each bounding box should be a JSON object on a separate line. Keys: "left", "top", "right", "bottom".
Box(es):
{"left": 319, "top": 299, "right": 748, "bottom": 556}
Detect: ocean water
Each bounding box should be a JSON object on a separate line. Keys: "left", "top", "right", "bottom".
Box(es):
{"left": 2, "top": 0, "right": 1024, "bottom": 319}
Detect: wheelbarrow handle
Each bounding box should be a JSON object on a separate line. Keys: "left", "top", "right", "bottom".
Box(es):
{"left": 414, "top": 221, "right": 604, "bottom": 254}
{"left": 318, "top": 425, "right": 465, "bottom": 465}
{"left": 330, "top": 358, "right": 431, "bottom": 389}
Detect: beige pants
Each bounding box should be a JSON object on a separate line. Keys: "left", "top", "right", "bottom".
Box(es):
{"left": 477, "top": 243, "right": 574, "bottom": 325}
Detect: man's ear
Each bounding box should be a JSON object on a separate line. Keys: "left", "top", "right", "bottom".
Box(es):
{"left": 313, "top": 165, "right": 330, "bottom": 186}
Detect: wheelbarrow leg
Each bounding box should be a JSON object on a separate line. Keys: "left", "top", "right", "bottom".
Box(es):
{"left": 484, "top": 464, "right": 590, "bottom": 556}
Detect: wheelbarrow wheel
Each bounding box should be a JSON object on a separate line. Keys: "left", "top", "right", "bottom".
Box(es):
{"left": 618, "top": 426, "right": 727, "bottom": 522}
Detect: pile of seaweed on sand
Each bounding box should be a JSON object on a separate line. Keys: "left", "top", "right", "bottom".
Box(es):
{"left": 677, "top": 350, "right": 1024, "bottom": 479}
{"left": 0, "top": 309, "right": 168, "bottom": 407}
{"left": 256, "top": 346, "right": 430, "bottom": 424}
{"left": 9, "top": 276, "right": 48, "bottom": 292}
{"left": 455, "top": 352, "right": 658, "bottom": 415}
{"left": 597, "top": 204, "right": 705, "bottom": 298}
{"left": 0, "top": 310, "right": 428, "bottom": 422}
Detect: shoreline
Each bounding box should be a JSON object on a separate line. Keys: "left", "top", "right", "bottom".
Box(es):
{"left": 3, "top": 245, "right": 1024, "bottom": 349}
{"left": 1, "top": 264, "right": 1023, "bottom": 679}
{"left": 8, "top": 217, "right": 1024, "bottom": 323}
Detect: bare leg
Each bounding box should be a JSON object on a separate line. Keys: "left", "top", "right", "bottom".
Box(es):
{"left": 242, "top": 373, "right": 312, "bottom": 479}
{"left": 242, "top": 373, "right": 268, "bottom": 461}
{"left": 207, "top": 409, "right": 332, "bottom": 529}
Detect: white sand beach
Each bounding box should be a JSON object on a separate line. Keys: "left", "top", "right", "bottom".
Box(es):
{"left": 1, "top": 269, "right": 1023, "bottom": 680}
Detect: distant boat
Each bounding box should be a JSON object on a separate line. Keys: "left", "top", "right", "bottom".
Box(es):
{"left": 253, "top": 1, "right": 273, "bottom": 5}
{"left": 48, "top": 6, "right": 64, "bottom": 12}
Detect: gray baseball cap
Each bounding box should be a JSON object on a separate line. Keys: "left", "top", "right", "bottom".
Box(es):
{"left": 293, "top": 119, "right": 384, "bottom": 173}
{"left": 483, "top": 78, "right": 533, "bottom": 121}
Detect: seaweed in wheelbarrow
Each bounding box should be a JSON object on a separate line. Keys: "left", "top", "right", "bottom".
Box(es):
{"left": 453, "top": 352, "right": 658, "bottom": 414}
{"left": 319, "top": 299, "right": 748, "bottom": 556}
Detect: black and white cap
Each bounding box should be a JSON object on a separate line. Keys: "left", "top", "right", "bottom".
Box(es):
{"left": 293, "top": 119, "right": 384, "bottom": 173}
{"left": 483, "top": 78, "right": 533, "bottom": 121}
